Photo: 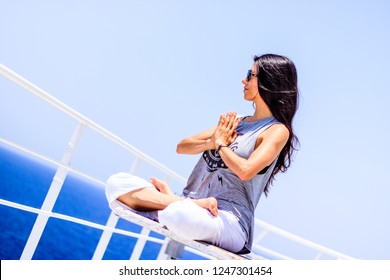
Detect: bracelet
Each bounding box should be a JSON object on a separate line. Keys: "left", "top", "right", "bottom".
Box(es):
{"left": 217, "top": 144, "right": 227, "bottom": 152}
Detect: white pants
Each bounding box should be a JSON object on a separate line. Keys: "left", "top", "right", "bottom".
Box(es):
{"left": 159, "top": 198, "right": 246, "bottom": 253}
{"left": 106, "top": 172, "right": 246, "bottom": 253}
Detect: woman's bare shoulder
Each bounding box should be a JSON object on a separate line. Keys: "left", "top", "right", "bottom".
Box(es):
{"left": 257, "top": 123, "right": 289, "bottom": 147}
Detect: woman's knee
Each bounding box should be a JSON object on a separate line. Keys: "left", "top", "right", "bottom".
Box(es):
{"left": 106, "top": 172, "right": 153, "bottom": 210}
{"left": 116, "top": 191, "right": 140, "bottom": 210}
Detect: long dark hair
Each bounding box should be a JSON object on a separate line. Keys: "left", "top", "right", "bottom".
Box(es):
{"left": 254, "top": 54, "right": 300, "bottom": 196}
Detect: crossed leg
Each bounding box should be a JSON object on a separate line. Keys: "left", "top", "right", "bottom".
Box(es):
{"left": 117, "top": 177, "right": 218, "bottom": 216}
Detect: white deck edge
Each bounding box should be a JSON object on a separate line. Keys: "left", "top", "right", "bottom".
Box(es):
{"left": 113, "top": 207, "right": 248, "bottom": 260}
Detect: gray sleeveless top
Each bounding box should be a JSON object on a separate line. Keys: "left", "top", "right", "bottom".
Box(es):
{"left": 182, "top": 115, "right": 280, "bottom": 253}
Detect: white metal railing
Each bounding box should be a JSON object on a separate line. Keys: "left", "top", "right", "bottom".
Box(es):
{"left": 252, "top": 220, "right": 355, "bottom": 260}
{"left": 0, "top": 63, "right": 356, "bottom": 260}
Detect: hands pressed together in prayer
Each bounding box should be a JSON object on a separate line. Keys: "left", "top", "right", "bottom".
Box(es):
{"left": 212, "top": 112, "right": 241, "bottom": 149}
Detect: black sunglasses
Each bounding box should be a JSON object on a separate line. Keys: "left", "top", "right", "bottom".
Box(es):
{"left": 246, "top": 70, "right": 258, "bottom": 82}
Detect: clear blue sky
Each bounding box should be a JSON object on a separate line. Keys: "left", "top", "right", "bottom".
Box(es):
{"left": 1, "top": 0, "right": 389, "bottom": 259}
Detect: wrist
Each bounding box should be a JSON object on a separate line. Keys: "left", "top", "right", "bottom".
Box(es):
{"left": 206, "top": 139, "right": 215, "bottom": 150}
{"left": 216, "top": 143, "right": 228, "bottom": 152}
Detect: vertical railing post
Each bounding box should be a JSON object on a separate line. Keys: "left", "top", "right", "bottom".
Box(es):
{"left": 92, "top": 212, "right": 119, "bottom": 260}
{"left": 92, "top": 156, "right": 142, "bottom": 259}
{"left": 20, "top": 123, "right": 85, "bottom": 260}
{"left": 129, "top": 227, "right": 151, "bottom": 260}
{"left": 156, "top": 238, "right": 170, "bottom": 260}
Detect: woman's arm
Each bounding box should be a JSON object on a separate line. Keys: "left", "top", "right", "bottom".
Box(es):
{"left": 176, "top": 127, "right": 216, "bottom": 155}
{"left": 218, "top": 124, "right": 289, "bottom": 180}
{"left": 213, "top": 113, "right": 289, "bottom": 181}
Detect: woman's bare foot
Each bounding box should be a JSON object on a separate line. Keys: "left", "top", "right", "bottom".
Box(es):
{"left": 150, "top": 177, "right": 174, "bottom": 196}
{"left": 194, "top": 197, "right": 218, "bottom": 217}
{"left": 150, "top": 177, "right": 218, "bottom": 216}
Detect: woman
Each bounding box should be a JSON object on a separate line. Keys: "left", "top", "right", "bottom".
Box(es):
{"left": 106, "top": 53, "right": 299, "bottom": 254}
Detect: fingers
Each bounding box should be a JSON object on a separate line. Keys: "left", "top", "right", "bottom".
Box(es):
{"left": 213, "top": 112, "right": 240, "bottom": 148}
{"left": 217, "top": 112, "right": 239, "bottom": 129}
{"left": 226, "top": 112, "right": 241, "bottom": 134}
{"left": 230, "top": 131, "right": 239, "bottom": 143}
{"left": 217, "top": 114, "right": 226, "bottom": 128}
{"left": 234, "top": 116, "right": 241, "bottom": 127}
{"left": 219, "top": 112, "right": 235, "bottom": 128}
{"left": 226, "top": 112, "right": 236, "bottom": 129}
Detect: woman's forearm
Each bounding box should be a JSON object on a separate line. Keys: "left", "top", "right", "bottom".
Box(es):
{"left": 176, "top": 138, "right": 214, "bottom": 155}
{"left": 217, "top": 146, "right": 254, "bottom": 180}
{"left": 176, "top": 127, "right": 216, "bottom": 155}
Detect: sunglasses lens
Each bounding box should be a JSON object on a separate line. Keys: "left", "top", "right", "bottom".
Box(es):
{"left": 246, "top": 70, "right": 251, "bottom": 81}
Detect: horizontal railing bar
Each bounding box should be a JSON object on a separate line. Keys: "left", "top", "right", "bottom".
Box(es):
{"left": 255, "top": 220, "right": 356, "bottom": 260}
{"left": 252, "top": 244, "right": 294, "bottom": 260}
{"left": 0, "top": 137, "right": 106, "bottom": 187}
{"left": 0, "top": 198, "right": 164, "bottom": 245}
